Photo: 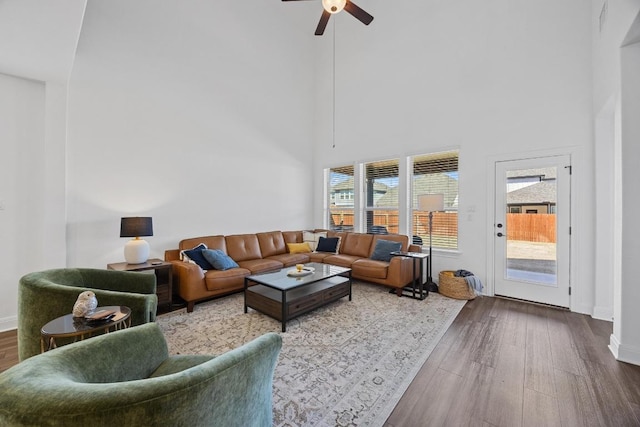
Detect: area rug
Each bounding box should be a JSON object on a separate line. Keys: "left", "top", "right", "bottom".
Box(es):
{"left": 157, "top": 282, "right": 466, "bottom": 427}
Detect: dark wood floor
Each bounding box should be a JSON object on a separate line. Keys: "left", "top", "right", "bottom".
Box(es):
{"left": 386, "top": 296, "right": 640, "bottom": 427}
{"left": 2, "top": 296, "right": 639, "bottom": 426}
{"left": 0, "top": 328, "right": 18, "bottom": 373}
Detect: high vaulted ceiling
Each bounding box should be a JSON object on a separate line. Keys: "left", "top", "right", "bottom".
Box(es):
{"left": 0, "top": 0, "right": 86, "bottom": 83}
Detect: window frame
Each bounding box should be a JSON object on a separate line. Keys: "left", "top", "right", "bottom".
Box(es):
{"left": 324, "top": 149, "right": 459, "bottom": 251}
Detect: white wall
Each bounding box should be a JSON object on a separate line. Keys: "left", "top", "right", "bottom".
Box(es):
{"left": 0, "top": 0, "right": 84, "bottom": 332}
{"left": 313, "top": 0, "right": 595, "bottom": 312}
{"left": 617, "top": 39, "right": 640, "bottom": 365}
{"left": 66, "top": 0, "right": 319, "bottom": 269}
{"left": 0, "top": 74, "right": 46, "bottom": 331}
{"left": 591, "top": 0, "right": 640, "bottom": 364}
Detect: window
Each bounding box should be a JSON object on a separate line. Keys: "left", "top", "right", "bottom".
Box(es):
{"left": 364, "top": 159, "right": 399, "bottom": 234}
{"left": 328, "top": 165, "right": 355, "bottom": 231}
{"left": 324, "top": 150, "right": 459, "bottom": 249}
{"left": 411, "top": 150, "right": 459, "bottom": 250}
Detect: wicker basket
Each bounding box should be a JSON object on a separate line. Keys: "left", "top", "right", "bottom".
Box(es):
{"left": 438, "top": 270, "right": 476, "bottom": 300}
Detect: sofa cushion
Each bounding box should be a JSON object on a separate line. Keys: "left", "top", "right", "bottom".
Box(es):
{"left": 303, "top": 231, "right": 327, "bottom": 251}
{"left": 266, "top": 253, "right": 310, "bottom": 267}
{"left": 282, "top": 231, "right": 303, "bottom": 244}
{"left": 351, "top": 259, "right": 389, "bottom": 279}
{"left": 202, "top": 249, "right": 239, "bottom": 270}
{"left": 370, "top": 239, "right": 403, "bottom": 262}
{"left": 182, "top": 244, "right": 214, "bottom": 270}
{"left": 226, "top": 234, "right": 263, "bottom": 262}
{"left": 341, "top": 233, "right": 373, "bottom": 258}
{"left": 287, "top": 242, "right": 311, "bottom": 254}
{"left": 257, "top": 231, "right": 287, "bottom": 258}
{"left": 323, "top": 254, "right": 362, "bottom": 268}
{"left": 316, "top": 236, "right": 341, "bottom": 253}
{"left": 237, "top": 259, "right": 283, "bottom": 274}
{"left": 179, "top": 236, "right": 226, "bottom": 252}
{"left": 307, "top": 251, "right": 333, "bottom": 263}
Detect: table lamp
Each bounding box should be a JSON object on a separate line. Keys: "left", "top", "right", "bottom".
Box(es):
{"left": 120, "top": 217, "right": 153, "bottom": 264}
{"left": 418, "top": 194, "right": 444, "bottom": 292}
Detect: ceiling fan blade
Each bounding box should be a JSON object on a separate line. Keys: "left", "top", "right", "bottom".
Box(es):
{"left": 344, "top": 0, "right": 374, "bottom": 25}
{"left": 315, "top": 10, "right": 331, "bottom": 36}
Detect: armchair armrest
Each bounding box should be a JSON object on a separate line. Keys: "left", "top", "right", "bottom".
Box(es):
{"left": 18, "top": 269, "right": 158, "bottom": 361}
{"left": 78, "top": 268, "right": 157, "bottom": 294}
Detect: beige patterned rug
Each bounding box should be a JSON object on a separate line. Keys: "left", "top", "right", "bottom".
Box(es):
{"left": 157, "top": 281, "right": 466, "bottom": 426}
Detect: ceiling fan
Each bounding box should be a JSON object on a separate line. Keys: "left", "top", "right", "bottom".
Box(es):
{"left": 282, "top": 0, "right": 374, "bottom": 36}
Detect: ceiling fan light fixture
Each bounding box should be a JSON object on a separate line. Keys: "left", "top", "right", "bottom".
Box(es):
{"left": 322, "top": 0, "right": 347, "bottom": 14}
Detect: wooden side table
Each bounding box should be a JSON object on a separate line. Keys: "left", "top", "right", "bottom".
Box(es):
{"left": 107, "top": 258, "right": 173, "bottom": 309}
{"left": 40, "top": 305, "right": 131, "bottom": 352}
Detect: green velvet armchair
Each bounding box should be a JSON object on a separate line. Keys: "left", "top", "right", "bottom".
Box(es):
{"left": 0, "top": 323, "right": 282, "bottom": 426}
{"left": 18, "top": 268, "right": 158, "bottom": 361}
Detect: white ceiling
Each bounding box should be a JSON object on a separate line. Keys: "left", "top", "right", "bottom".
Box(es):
{"left": 0, "top": 0, "right": 86, "bottom": 83}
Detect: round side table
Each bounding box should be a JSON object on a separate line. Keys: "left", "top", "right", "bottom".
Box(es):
{"left": 40, "top": 305, "right": 131, "bottom": 353}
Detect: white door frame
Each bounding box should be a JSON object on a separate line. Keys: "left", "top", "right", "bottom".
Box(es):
{"left": 486, "top": 147, "right": 579, "bottom": 312}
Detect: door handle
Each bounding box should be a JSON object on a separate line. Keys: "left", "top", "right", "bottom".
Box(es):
{"left": 497, "top": 232, "right": 504, "bottom": 237}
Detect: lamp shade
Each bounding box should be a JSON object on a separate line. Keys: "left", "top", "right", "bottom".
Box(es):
{"left": 120, "top": 217, "right": 153, "bottom": 238}
{"left": 418, "top": 194, "right": 445, "bottom": 212}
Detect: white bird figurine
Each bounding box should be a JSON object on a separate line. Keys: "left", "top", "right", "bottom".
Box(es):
{"left": 72, "top": 291, "right": 98, "bottom": 317}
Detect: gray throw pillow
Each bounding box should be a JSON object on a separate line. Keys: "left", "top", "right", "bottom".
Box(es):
{"left": 370, "top": 239, "right": 403, "bottom": 262}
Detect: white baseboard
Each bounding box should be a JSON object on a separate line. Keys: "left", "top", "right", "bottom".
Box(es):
{"left": 572, "top": 303, "right": 593, "bottom": 316}
{"left": 592, "top": 306, "right": 614, "bottom": 321}
{"left": 609, "top": 333, "right": 640, "bottom": 366}
{"left": 0, "top": 315, "right": 17, "bottom": 333}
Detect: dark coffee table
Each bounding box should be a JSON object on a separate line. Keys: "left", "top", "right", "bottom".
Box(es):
{"left": 244, "top": 263, "right": 352, "bottom": 332}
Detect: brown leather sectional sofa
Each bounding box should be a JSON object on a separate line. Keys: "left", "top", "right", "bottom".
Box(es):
{"left": 165, "top": 230, "right": 422, "bottom": 312}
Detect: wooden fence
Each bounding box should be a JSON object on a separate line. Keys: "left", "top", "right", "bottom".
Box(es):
{"left": 331, "top": 210, "right": 556, "bottom": 243}
{"left": 330, "top": 210, "right": 457, "bottom": 237}
{"left": 506, "top": 213, "right": 556, "bottom": 243}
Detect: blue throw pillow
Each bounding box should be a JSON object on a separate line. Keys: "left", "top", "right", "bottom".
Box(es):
{"left": 202, "top": 249, "right": 239, "bottom": 271}
{"left": 370, "top": 239, "right": 403, "bottom": 262}
{"left": 316, "top": 236, "right": 340, "bottom": 253}
{"left": 182, "top": 244, "right": 214, "bottom": 270}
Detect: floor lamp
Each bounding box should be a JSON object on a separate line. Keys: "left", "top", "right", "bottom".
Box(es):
{"left": 419, "top": 194, "right": 444, "bottom": 292}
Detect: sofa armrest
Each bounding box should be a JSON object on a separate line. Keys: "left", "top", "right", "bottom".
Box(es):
{"left": 165, "top": 248, "right": 181, "bottom": 262}
{"left": 387, "top": 256, "right": 416, "bottom": 287}
{"left": 168, "top": 260, "right": 205, "bottom": 296}
{"left": 408, "top": 244, "right": 422, "bottom": 253}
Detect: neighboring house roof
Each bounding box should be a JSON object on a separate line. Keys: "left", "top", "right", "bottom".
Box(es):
{"left": 507, "top": 181, "right": 556, "bottom": 204}
{"left": 331, "top": 173, "right": 459, "bottom": 209}
{"left": 506, "top": 167, "right": 557, "bottom": 180}
{"left": 375, "top": 173, "right": 459, "bottom": 208}
{"left": 412, "top": 173, "right": 459, "bottom": 208}
{"left": 331, "top": 177, "right": 387, "bottom": 193}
